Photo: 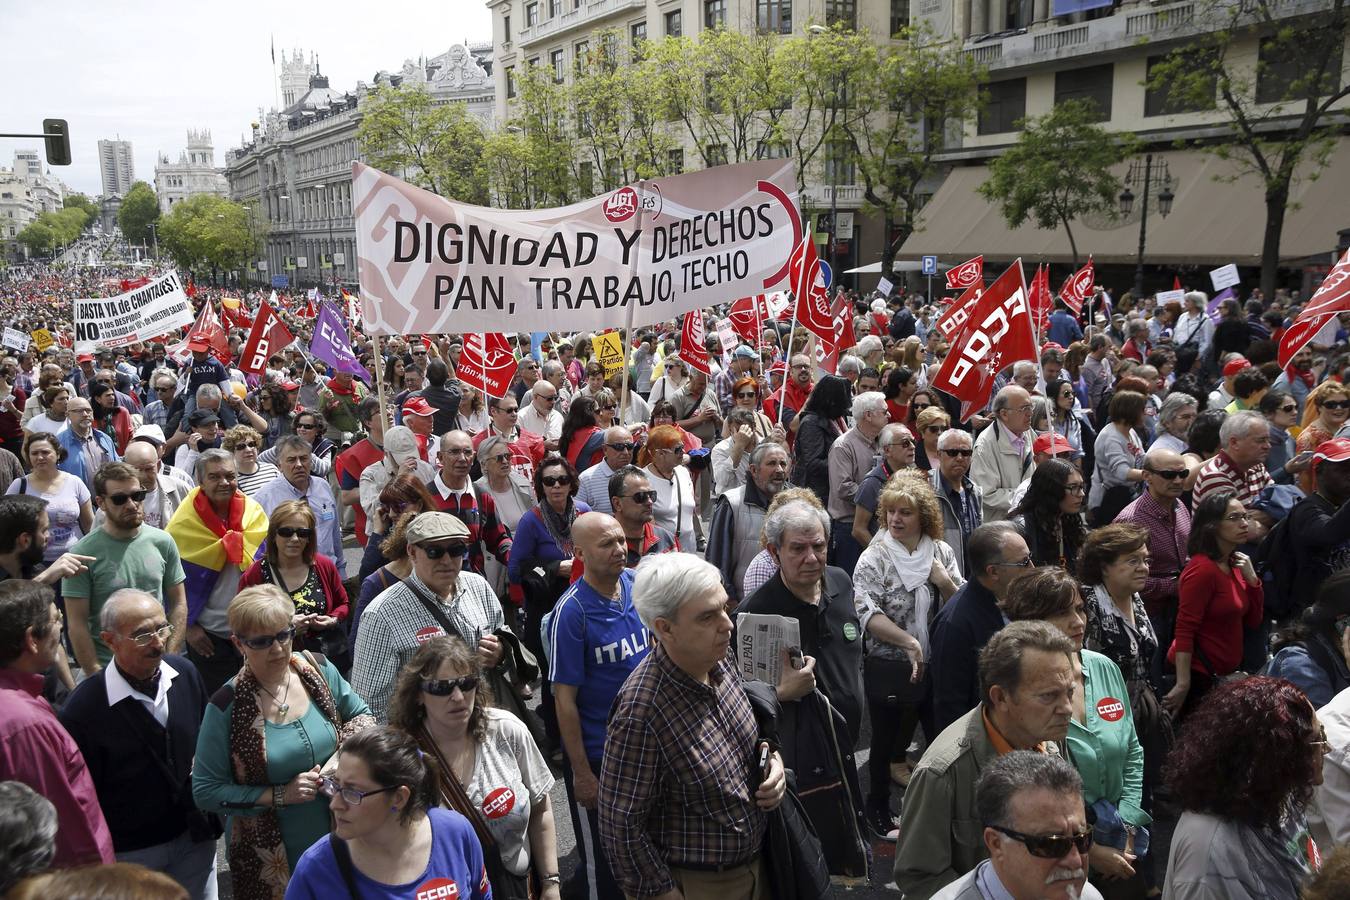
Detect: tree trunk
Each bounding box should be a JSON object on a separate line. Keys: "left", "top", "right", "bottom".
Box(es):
{"left": 1261, "top": 181, "right": 1290, "bottom": 301}
{"left": 1061, "top": 215, "right": 1080, "bottom": 271}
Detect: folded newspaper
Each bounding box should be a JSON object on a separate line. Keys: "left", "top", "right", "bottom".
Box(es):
{"left": 735, "top": 613, "right": 801, "bottom": 684}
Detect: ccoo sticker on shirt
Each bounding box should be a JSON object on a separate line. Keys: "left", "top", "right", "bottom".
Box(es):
{"left": 842, "top": 622, "right": 858, "bottom": 642}
{"left": 1096, "top": 697, "right": 1125, "bottom": 723}
{"left": 415, "top": 878, "right": 460, "bottom": 900}
{"left": 415, "top": 626, "right": 446, "bottom": 645}
{"left": 482, "top": 786, "right": 516, "bottom": 819}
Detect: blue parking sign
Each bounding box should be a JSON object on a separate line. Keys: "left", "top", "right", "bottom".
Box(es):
{"left": 922, "top": 255, "right": 938, "bottom": 276}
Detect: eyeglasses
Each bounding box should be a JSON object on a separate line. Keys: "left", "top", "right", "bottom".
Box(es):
{"left": 105, "top": 489, "right": 148, "bottom": 506}
{"left": 540, "top": 474, "right": 570, "bottom": 487}
{"left": 125, "top": 624, "right": 175, "bottom": 647}
{"left": 497, "top": 407, "right": 519, "bottom": 415}
{"left": 443, "top": 448, "right": 474, "bottom": 458}
{"left": 791, "top": 364, "right": 812, "bottom": 371}
{"left": 992, "top": 555, "right": 1035, "bottom": 569}
{"left": 236, "top": 441, "right": 259, "bottom": 449}
{"left": 1146, "top": 467, "right": 1188, "bottom": 480}
{"left": 238, "top": 626, "right": 296, "bottom": 651}
{"left": 489, "top": 453, "right": 512, "bottom": 464}
{"left": 606, "top": 442, "right": 637, "bottom": 453}
{"left": 277, "top": 526, "right": 313, "bottom": 539}
{"left": 1322, "top": 400, "right": 1350, "bottom": 410}
{"left": 538, "top": 395, "right": 557, "bottom": 403}
{"left": 736, "top": 391, "right": 758, "bottom": 399}
{"left": 421, "top": 542, "right": 469, "bottom": 559}
{"left": 295, "top": 422, "right": 317, "bottom": 430}
{"left": 989, "top": 825, "right": 1093, "bottom": 859}
{"left": 600, "top": 404, "right": 617, "bottom": 411}
{"left": 1224, "top": 512, "right": 1254, "bottom": 523}
{"left": 911, "top": 403, "right": 931, "bottom": 412}
{"left": 886, "top": 439, "right": 916, "bottom": 449}
{"left": 1310, "top": 726, "right": 1331, "bottom": 751}
{"left": 412, "top": 350, "right": 428, "bottom": 355}
{"left": 622, "top": 490, "right": 658, "bottom": 504}
{"left": 421, "top": 674, "right": 480, "bottom": 696}
{"left": 1064, "top": 483, "right": 1086, "bottom": 494}
{"left": 319, "top": 776, "right": 400, "bottom": 806}
{"left": 155, "top": 385, "right": 174, "bottom": 393}
{"left": 1278, "top": 404, "right": 1298, "bottom": 413}
{"left": 941, "top": 448, "right": 973, "bottom": 458}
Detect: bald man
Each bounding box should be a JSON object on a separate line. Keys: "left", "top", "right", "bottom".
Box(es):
{"left": 1114, "top": 447, "right": 1193, "bottom": 650}
{"left": 547, "top": 512, "right": 650, "bottom": 900}
{"left": 115, "top": 441, "right": 190, "bottom": 531}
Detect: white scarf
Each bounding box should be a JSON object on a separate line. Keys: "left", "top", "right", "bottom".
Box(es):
{"left": 877, "top": 530, "right": 935, "bottom": 593}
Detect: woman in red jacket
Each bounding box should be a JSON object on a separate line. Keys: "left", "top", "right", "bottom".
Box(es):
{"left": 1165, "top": 489, "right": 1263, "bottom": 719}
{"left": 560, "top": 395, "right": 605, "bottom": 472}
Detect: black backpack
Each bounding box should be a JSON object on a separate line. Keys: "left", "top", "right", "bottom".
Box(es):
{"left": 1254, "top": 506, "right": 1300, "bottom": 622}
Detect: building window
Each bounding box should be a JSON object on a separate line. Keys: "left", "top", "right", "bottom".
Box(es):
{"left": 526, "top": 2, "right": 539, "bottom": 26}
{"left": 890, "top": 0, "right": 908, "bottom": 35}
{"left": 757, "top": 0, "right": 791, "bottom": 33}
{"left": 707, "top": 144, "right": 728, "bottom": 166}
{"left": 978, "top": 78, "right": 1026, "bottom": 134}
{"left": 574, "top": 40, "right": 589, "bottom": 71}
{"left": 631, "top": 21, "right": 647, "bottom": 45}
{"left": 1256, "top": 33, "right": 1342, "bottom": 104}
{"left": 757, "top": 140, "right": 790, "bottom": 159}
{"left": 824, "top": 141, "right": 854, "bottom": 184}
{"left": 1006, "top": 0, "right": 1032, "bottom": 29}
{"left": 551, "top": 49, "right": 565, "bottom": 82}
{"left": 1144, "top": 53, "right": 1217, "bottom": 117}
{"left": 503, "top": 14, "right": 511, "bottom": 42}
{"left": 579, "top": 161, "right": 594, "bottom": 195}
{"left": 1054, "top": 63, "right": 1113, "bottom": 121}
{"left": 825, "top": 0, "right": 856, "bottom": 28}
{"left": 705, "top": 0, "right": 726, "bottom": 29}
{"left": 506, "top": 66, "right": 516, "bottom": 98}
{"left": 665, "top": 9, "right": 682, "bottom": 36}
{"left": 549, "top": 0, "right": 561, "bottom": 17}
{"left": 667, "top": 149, "right": 684, "bottom": 173}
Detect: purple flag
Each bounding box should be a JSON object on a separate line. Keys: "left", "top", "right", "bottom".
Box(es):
{"left": 1206, "top": 286, "right": 1236, "bottom": 323}
{"left": 311, "top": 300, "right": 371, "bottom": 383}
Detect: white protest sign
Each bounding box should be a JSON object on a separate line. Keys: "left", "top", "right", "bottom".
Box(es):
{"left": 2, "top": 328, "right": 29, "bottom": 352}
{"left": 73, "top": 270, "right": 194, "bottom": 348}
{"left": 877, "top": 276, "right": 894, "bottom": 297}
{"left": 353, "top": 159, "right": 801, "bottom": 336}
{"left": 1209, "top": 264, "right": 1240, "bottom": 292}
{"left": 717, "top": 319, "right": 739, "bottom": 368}
{"left": 1155, "top": 289, "right": 1185, "bottom": 306}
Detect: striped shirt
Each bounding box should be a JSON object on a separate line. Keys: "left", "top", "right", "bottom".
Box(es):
{"left": 428, "top": 476, "right": 514, "bottom": 578}
{"left": 1192, "top": 450, "right": 1273, "bottom": 509}
{"left": 351, "top": 570, "right": 504, "bottom": 722}
{"left": 235, "top": 462, "right": 281, "bottom": 498}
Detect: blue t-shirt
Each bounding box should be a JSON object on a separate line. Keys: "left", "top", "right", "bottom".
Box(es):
{"left": 285, "top": 807, "right": 490, "bottom": 900}
{"left": 546, "top": 569, "right": 651, "bottom": 761}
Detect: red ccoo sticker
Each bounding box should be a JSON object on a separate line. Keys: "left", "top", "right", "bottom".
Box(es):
{"left": 1096, "top": 697, "right": 1125, "bottom": 722}
{"left": 415, "top": 626, "right": 444, "bottom": 645}
{"left": 603, "top": 186, "right": 638, "bottom": 223}
{"left": 415, "top": 878, "right": 460, "bottom": 900}
{"left": 482, "top": 786, "right": 516, "bottom": 819}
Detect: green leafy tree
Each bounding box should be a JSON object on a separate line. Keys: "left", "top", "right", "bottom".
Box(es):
{"left": 514, "top": 63, "right": 577, "bottom": 205}
{"left": 63, "top": 193, "right": 99, "bottom": 228}
{"left": 357, "top": 83, "right": 490, "bottom": 203}
{"left": 17, "top": 206, "right": 90, "bottom": 256}
{"left": 16, "top": 218, "right": 57, "bottom": 256}
{"left": 158, "top": 195, "right": 253, "bottom": 283}
{"left": 1148, "top": 0, "right": 1349, "bottom": 298}
{"left": 482, "top": 130, "right": 533, "bottom": 208}
{"left": 118, "top": 182, "right": 160, "bottom": 250}
{"left": 846, "top": 27, "right": 985, "bottom": 279}
{"left": 979, "top": 99, "right": 1136, "bottom": 268}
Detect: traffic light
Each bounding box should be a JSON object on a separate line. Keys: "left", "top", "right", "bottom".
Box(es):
{"left": 42, "top": 119, "right": 70, "bottom": 166}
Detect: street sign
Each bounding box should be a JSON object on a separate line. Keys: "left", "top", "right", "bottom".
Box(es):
{"left": 333, "top": 252, "right": 345, "bottom": 266}
{"left": 922, "top": 255, "right": 938, "bottom": 276}
{"left": 258, "top": 260, "right": 268, "bottom": 271}
{"left": 819, "top": 261, "right": 833, "bottom": 289}
{"left": 297, "top": 256, "right": 309, "bottom": 268}
{"left": 271, "top": 275, "right": 290, "bottom": 288}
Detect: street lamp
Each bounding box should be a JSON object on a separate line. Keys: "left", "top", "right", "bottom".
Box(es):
{"left": 147, "top": 221, "right": 159, "bottom": 261}
{"left": 1118, "top": 153, "right": 1175, "bottom": 299}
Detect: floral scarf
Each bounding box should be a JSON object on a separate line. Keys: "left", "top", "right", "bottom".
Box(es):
{"left": 539, "top": 498, "right": 577, "bottom": 557}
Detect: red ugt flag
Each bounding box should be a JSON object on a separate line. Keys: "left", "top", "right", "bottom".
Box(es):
{"left": 788, "top": 234, "right": 836, "bottom": 345}
{"left": 1279, "top": 249, "right": 1350, "bottom": 368}
{"left": 1058, "top": 257, "right": 1095, "bottom": 315}
{"left": 1028, "top": 264, "right": 1052, "bottom": 337}
{"left": 184, "top": 302, "right": 231, "bottom": 365}
{"left": 680, "top": 309, "right": 713, "bottom": 377}
{"left": 816, "top": 292, "right": 857, "bottom": 374}
{"left": 238, "top": 297, "right": 295, "bottom": 375}
{"left": 728, "top": 295, "right": 765, "bottom": 345}
{"left": 457, "top": 333, "right": 518, "bottom": 398}
{"left": 930, "top": 259, "right": 1037, "bottom": 422}
{"left": 945, "top": 256, "right": 984, "bottom": 291}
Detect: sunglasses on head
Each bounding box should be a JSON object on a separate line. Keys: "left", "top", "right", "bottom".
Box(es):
{"left": 541, "top": 474, "right": 570, "bottom": 487}
{"left": 1146, "top": 467, "right": 1188, "bottom": 480}
{"left": 989, "top": 825, "right": 1093, "bottom": 859}
{"left": 277, "top": 526, "right": 313, "bottom": 539}
{"left": 421, "top": 542, "right": 469, "bottom": 560}
{"left": 239, "top": 626, "right": 295, "bottom": 651}
{"left": 421, "top": 674, "right": 480, "bottom": 696}
{"left": 606, "top": 442, "right": 637, "bottom": 453}
{"left": 106, "top": 489, "right": 148, "bottom": 506}
{"left": 941, "top": 448, "right": 973, "bottom": 458}
{"left": 623, "top": 490, "right": 658, "bottom": 504}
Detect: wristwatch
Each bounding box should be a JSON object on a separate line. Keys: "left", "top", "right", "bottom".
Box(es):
{"left": 273, "top": 785, "right": 287, "bottom": 809}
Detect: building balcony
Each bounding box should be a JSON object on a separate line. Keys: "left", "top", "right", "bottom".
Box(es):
{"left": 802, "top": 183, "right": 865, "bottom": 208}
{"left": 516, "top": 0, "right": 647, "bottom": 48}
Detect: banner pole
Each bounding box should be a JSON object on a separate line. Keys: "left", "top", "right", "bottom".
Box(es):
{"left": 374, "top": 333, "right": 388, "bottom": 435}
{"left": 776, "top": 221, "right": 808, "bottom": 419}
{"left": 618, "top": 180, "right": 649, "bottom": 419}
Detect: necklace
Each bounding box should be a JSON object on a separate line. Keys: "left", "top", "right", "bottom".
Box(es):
{"left": 255, "top": 670, "right": 292, "bottom": 717}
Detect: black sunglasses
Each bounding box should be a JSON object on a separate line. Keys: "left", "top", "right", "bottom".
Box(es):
{"left": 622, "top": 490, "right": 658, "bottom": 504}
{"left": 1146, "top": 467, "right": 1188, "bottom": 480}
{"left": 239, "top": 626, "right": 295, "bottom": 650}
{"left": 1322, "top": 400, "right": 1350, "bottom": 410}
{"left": 736, "top": 391, "right": 758, "bottom": 399}
{"left": 421, "top": 542, "right": 469, "bottom": 559}
{"left": 421, "top": 674, "right": 480, "bottom": 696}
{"left": 989, "top": 825, "right": 1093, "bottom": 859}
{"left": 941, "top": 448, "right": 974, "bottom": 458}
{"left": 606, "top": 442, "right": 637, "bottom": 453}
{"left": 105, "top": 489, "right": 148, "bottom": 506}
{"left": 541, "top": 475, "right": 570, "bottom": 487}
{"left": 277, "top": 526, "right": 313, "bottom": 539}
{"left": 1278, "top": 404, "right": 1298, "bottom": 412}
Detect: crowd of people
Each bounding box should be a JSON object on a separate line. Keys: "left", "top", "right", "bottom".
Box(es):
{"left": 0, "top": 262, "right": 1349, "bottom": 900}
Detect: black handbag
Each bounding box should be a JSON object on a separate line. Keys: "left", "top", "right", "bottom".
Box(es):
{"left": 863, "top": 653, "right": 927, "bottom": 707}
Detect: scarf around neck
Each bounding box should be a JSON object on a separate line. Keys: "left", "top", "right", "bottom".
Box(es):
{"left": 876, "top": 531, "right": 936, "bottom": 593}
{"left": 540, "top": 497, "right": 577, "bottom": 556}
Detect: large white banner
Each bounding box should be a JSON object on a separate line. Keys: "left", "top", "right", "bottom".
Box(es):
{"left": 352, "top": 159, "right": 802, "bottom": 336}
{"left": 73, "top": 270, "right": 194, "bottom": 348}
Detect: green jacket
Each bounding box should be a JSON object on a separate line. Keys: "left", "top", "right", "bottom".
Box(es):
{"left": 893, "top": 705, "right": 1062, "bottom": 900}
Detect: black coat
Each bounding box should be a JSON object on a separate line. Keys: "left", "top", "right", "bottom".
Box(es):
{"left": 792, "top": 412, "right": 841, "bottom": 506}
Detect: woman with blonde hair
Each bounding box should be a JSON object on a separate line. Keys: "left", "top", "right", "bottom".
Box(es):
{"left": 224, "top": 424, "right": 279, "bottom": 497}
{"left": 853, "top": 469, "right": 964, "bottom": 835}
{"left": 193, "top": 585, "right": 374, "bottom": 899}
{"left": 1295, "top": 380, "right": 1350, "bottom": 490}
{"left": 914, "top": 405, "right": 950, "bottom": 472}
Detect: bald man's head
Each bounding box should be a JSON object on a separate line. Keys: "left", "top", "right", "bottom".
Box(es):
{"left": 573, "top": 512, "right": 628, "bottom": 583}
{"left": 1142, "top": 447, "right": 1187, "bottom": 501}
{"left": 122, "top": 440, "right": 160, "bottom": 492}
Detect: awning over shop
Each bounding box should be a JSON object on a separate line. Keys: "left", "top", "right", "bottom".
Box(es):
{"left": 900, "top": 137, "right": 1350, "bottom": 266}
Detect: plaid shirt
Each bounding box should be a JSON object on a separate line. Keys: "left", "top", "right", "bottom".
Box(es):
{"left": 598, "top": 644, "right": 766, "bottom": 897}
{"left": 1115, "top": 490, "right": 1191, "bottom": 612}
{"left": 430, "top": 476, "right": 513, "bottom": 578}
{"left": 1192, "top": 450, "right": 1273, "bottom": 509}
{"left": 350, "top": 570, "right": 504, "bottom": 722}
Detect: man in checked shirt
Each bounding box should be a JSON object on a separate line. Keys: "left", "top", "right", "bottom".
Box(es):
{"left": 599, "top": 553, "right": 787, "bottom": 900}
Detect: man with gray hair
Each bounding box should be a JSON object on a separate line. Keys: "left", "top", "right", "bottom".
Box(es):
{"left": 931, "top": 751, "right": 1101, "bottom": 900}
{"left": 971, "top": 385, "right": 1036, "bottom": 522}
{"left": 0, "top": 781, "right": 58, "bottom": 894}
{"left": 599, "top": 554, "right": 786, "bottom": 900}
{"left": 576, "top": 425, "right": 636, "bottom": 513}
{"left": 708, "top": 441, "right": 790, "bottom": 605}
{"left": 1192, "top": 409, "right": 1275, "bottom": 540}
{"left": 838, "top": 354, "right": 864, "bottom": 390}
{"left": 59, "top": 589, "right": 217, "bottom": 899}
{"left": 828, "top": 390, "right": 889, "bottom": 571}
{"left": 932, "top": 428, "right": 982, "bottom": 576}
{"left": 895, "top": 621, "right": 1076, "bottom": 899}
{"left": 852, "top": 422, "right": 917, "bottom": 549}
{"left": 254, "top": 435, "right": 345, "bottom": 578}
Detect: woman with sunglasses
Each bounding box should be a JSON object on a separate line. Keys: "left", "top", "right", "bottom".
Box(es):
{"left": 389, "top": 637, "right": 559, "bottom": 900}
{"left": 1001, "top": 567, "right": 1151, "bottom": 897}
{"left": 1162, "top": 677, "right": 1328, "bottom": 900}
{"left": 913, "top": 405, "right": 949, "bottom": 472}
{"left": 356, "top": 471, "right": 439, "bottom": 586}
{"left": 638, "top": 426, "right": 697, "bottom": 552}
{"left": 194, "top": 585, "right": 373, "bottom": 899}
{"left": 1262, "top": 570, "right": 1350, "bottom": 708}
{"left": 1164, "top": 490, "right": 1264, "bottom": 720}
{"left": 559, "top": 396, "right": 605, "bottom": 473}
{"left": 591, "top": 388, "right": 618, "bottom": 430}
{"left": 731, "top": 375, "right": 775, "bottom": 439}
{"left": 241, "top": 499, "right": 350, "bottom": 664}
{"left": 225, "top": 424, "right": 281, "bottom": 497}
{"left": 1296, "top": 381, "right": 1350, "bottom": 491}
{"left": 255, "top": 382, "right": 295, "bottom": 450}
{"left": 1047, "top": 376, "right": 1097, "bottom": 462}
{"left": 286, "top": 726, "right": 490, "bottom": 900}
{"left": 509, "top": 455, "right": 589, "bottom": 654}
{"left": 647, "top": 354, "right": 687, "bottom": 408}
{"left": 1011, "top": 459, "right": 1088, "bottom": 571}
{"left": 1261, "top": 388, "right": 1313, "bottom": 485}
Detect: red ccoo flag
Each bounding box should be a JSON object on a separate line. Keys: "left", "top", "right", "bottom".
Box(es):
{"left": 457, "top": 333, "right": 518, "bottom": 398}
{"left": 1028, "top": 264, "right": 1052, "bottom": 337}
{"left": 936, "top": 281, "right": 983, "bottom": 341}
{"left": 183, "top": 301, "right": 231, "bottom": 365}
{"left": 1279, "top": 249, "right": 1350, "bottom": 369}
{"left": 930, "top": 259, "right": 1037, "bottom": 422}
{"left": 816, "top": 292, "right": 857, "bottom": 374}
{"left": 728, "top": 295, "right": 764, "bottom": 345}
{"left": 945, "top": 255, "right": 984, "bottom": 291}
{"left": 238, "top": 297, "right": 295, "bottom": 375}
{"left": 787, "top": 233, "right": 837, "bottom": 345}
{"left": 1058, "top": 257, "right": 1094, "bottom": 315}
{"left": 680, "top": 308, "right": 713, "bottom": 376}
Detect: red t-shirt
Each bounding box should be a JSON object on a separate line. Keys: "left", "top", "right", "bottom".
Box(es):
{"left": 335, "top": 439, "right": 386, "bottom": 546}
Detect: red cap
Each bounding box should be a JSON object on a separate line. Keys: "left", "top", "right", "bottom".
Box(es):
{"left": 1033, "top": 432, "right": 1075, "bottom": 457}
{"left": 1313, "top": 438, "right": 1350, "bottom": 470}
{"left": 770, "top": 361, "right": 788, "bottom": 375}
{"left": 186, "top": 337, "right": 210, "bottom": 352}
{"left": 1041, "top": 342, "right": 1065, "bottom": 353}
{"left": 1222, "top": 357, "right": 1251, "bottom": 378}
{"left": 281, "top": 380, "right": 299, "bottom": 391}
{"left": 76, "top": 352, "right": 94, "bottom": 363}
{"left": 402, "top": 396, "right": 435, "bottom": 418}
